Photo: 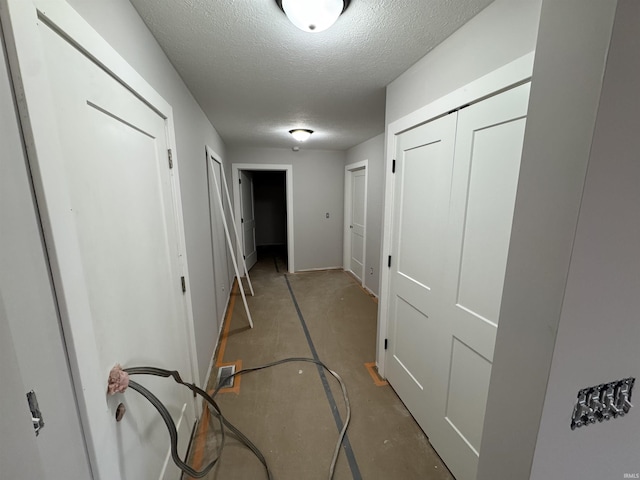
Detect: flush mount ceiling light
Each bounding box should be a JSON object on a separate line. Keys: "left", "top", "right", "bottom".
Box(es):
{"left": 289, "top": 129, "right": 313, "bottom": 142}
{"left": 276, "top": 0, "right": 351, "bottom": 33}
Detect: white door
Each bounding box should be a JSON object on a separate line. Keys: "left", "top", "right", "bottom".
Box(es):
{"left": 0, "top": 24, "right": 92, "bottom": 478}
{"left": 348, "top": 167, "right": 367, "bottom": 282}
{"left": 6, "top": 2, "right": 196, "bottom": 478}
{"left": 240, "top": 170, "right": 258, "bottom": 270}
{"left": 430, "top": 83, "right": 530, "bottom": 480}
{"left": 385, "top": 113, "right": 457, "bottom": 433}
{"left": 207, "top": 153, "right": 231, "bottom": 328}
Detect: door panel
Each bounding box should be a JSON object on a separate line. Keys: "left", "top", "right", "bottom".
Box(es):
{"left": 432, "top": 82, "right": 530, "bottom": 480}
{"left": 349, "top": 168, "right": 366, "bottom": 280}
{"left": 396, "top": 140, "right": 452, "bottom": 286}
{"left": 385, "top": 113, "right": 457, "bottom": 434}
{"left": 240, "top": 171, "right": 257, "bottom": 270}
{"left": 456, "top": 120, "right": 527, "bottom": 325}
{"left": 26, "top": 14, "right": 195, "bottom": 479}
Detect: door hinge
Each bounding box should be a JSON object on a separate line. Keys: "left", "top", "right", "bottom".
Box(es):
{"left": 243, "top": 255, "right": 246, "bottom": 260}
{"left": 167, "top": 149, "right": 173, "bottom": 169}
{"left": 239, "top": 178, "right": 242, "bottom": 184}
{"left": 384, "top": 339, "right": 388, "bottom": 350}
{"left": 27, "top": 391, "right": 45, "bottom": 436}
{"left": 388, "top": 255, "right": 392, "bottom": 268}
{"left": 180, "top": 276, "right": 186, "bottom": 293}
{"left": 241, "top": 218, "right": 244, "bottom": 224}
{"left": 392, "top": 159, "right": 396, "bottom": 173}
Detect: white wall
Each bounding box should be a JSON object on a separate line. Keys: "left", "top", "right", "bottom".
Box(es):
{"left": 478, "top": 2, "right": 618, "bottom": 479}
{"left": 227, "top": 147, "right": 346, "bottom": 271}
{"left": 345, "top": 133, "right": 384, "bottom": 296}
{"left": 66, "top": 0, "right": 229, "bottom": 385}
{"left": 529, "top": 2, "right": 640, "bottom": 477}
{"left": 386, "top": 0, "right": 542, "bottom": 125}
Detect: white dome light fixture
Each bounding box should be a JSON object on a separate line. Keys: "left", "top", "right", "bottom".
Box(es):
{"left": 276, "top": 0, "right": 350, "bottom": 33}
{"left": 289, "top": 129, "right": 313, "bottom": 142}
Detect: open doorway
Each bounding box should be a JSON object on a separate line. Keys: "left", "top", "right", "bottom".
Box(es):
{"left": 232, "top": 164, "right": 294, "bottom": 273}
{"left": 252, "top": 170, "right": 288, "bottom": 269}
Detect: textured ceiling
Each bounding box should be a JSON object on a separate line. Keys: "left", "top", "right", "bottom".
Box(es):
{"left": 129, "top": 0, "right": 494, "bottom": 150}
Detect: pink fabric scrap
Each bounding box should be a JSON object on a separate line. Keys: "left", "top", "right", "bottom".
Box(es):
{"left": 107, "top": 364, "right": 129, "bottom": 395}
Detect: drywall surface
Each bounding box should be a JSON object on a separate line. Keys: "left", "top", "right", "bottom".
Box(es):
{"left": 477, "top": 2, "right": 616, "bottom": 479}
{"left": 0, "top": 21, "right": 92, "bottom": 478}
{"left": 227, "top": 146, "right": 346, "bottom": 271}
{"left": 67, "top": 0, "right": 228, "bottom": 385}
{"left": 530, "top": 2, "right": 640, "bottom": 478}
{"left": 346, "top": 133, "right": 384, "bottom": 296}
{"left": 386, "top": 0, "right": 541, "bottom": 125}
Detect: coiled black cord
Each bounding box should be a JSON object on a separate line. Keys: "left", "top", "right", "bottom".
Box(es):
{"left": 123, "top": 357, "right": 350, "bottom": 479}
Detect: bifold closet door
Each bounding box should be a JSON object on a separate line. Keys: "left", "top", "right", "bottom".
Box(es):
{"left": 385, "top": 113, "right": 457, "bottom": 433}
{"left": 386, "top": 82, "right": 530, "bottom": 480}
{"left": 430, "top": 82, "right": 530, "bottom": 480}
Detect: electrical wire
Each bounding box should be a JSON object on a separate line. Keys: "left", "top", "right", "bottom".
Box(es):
{"left": 122, "top": 357, "right": 350, "bottom": 479}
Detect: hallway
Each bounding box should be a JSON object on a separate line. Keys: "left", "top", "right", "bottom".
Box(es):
{"left": 188, "top": 250, "right": 454, "bottom": 479}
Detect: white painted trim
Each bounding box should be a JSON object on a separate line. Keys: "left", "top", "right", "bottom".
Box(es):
{"left": 343, "top": 160, "right": 368, "bottom": 287}
{"left": 159, "top": 402, "right": 188, "bottom": 480}
{"left": 363, "top": 284, "right": 378, "bottom": 299}
{"left": 377, "top": 52, "right": 535, "bottom": 377}
{"left": 232, "top": 163, "right": 295, "bottom": 273}
{"left": 207, "top": 156, "right": 254, "bottom": 328}
{"left": 296, "top": 266, "right": 343, "bottom": 272}
{"left": 1, "top": 0, "right": 200, "bottom": 474}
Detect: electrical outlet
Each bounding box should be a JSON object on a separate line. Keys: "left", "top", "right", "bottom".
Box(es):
{"left": 370, "top": 267, "right": 374, "bottom": 275}
{"left": 326, "top": 212, "right": 330, "bottom": 218}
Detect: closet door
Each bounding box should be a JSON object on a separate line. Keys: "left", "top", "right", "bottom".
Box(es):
{"left": 385, "top": 113, "right": 457, "bottom": 433}
{"left": 431, "top": 82, "right": 530, "bottom": 480}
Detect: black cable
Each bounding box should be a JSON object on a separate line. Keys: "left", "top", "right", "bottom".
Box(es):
{"left": 124, "top": 367, "right": 228, "bottom": 478}
{"left": 122, "top": 357, "right": 350, "bottom": 479}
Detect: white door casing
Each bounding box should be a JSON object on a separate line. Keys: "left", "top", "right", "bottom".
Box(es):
{"left": 232, "top": 163, "right": 295, "bottom": 273}
{"left": 240, "top": 170, "right": 258, "bottom": 270}
{"left": 343, "top": 161, "right": 368, "bottom": 283}
{"left": 2, "top": 1, "right": 198, "bottom": 478}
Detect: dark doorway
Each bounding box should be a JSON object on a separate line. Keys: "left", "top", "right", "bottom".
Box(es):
{"left": 251, "top": 170, "right": 288, "bottom": 270}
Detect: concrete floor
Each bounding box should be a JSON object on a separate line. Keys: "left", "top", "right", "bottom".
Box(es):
{"left": 186, "top": 247, "right": 455, "bottom": 480}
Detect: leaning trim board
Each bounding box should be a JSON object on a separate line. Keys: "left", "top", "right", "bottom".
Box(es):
{"left": 377, "top": 51, "right": 535, "bottom": 376}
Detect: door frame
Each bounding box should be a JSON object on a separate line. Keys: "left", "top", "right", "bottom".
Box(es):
{"left": 232, "top": 163, "right": 295, "bottom": 273}
{"left": 343, "top": 160, "right": 368, "bottom": 286}
{"left": 1, "top": 0, "right": 200, "bottom": 472}
{"left": 377, "top": 52, "right": 535, "bottom": 376}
